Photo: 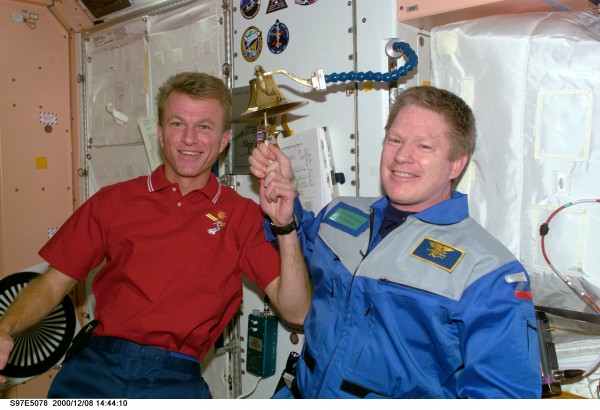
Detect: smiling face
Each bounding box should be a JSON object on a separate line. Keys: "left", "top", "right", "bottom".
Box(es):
{"left": 158, "top": 92, "right": 231, "bottom": 195}
{"left": 380, "top": 105, "right": 468, "bottom": 212}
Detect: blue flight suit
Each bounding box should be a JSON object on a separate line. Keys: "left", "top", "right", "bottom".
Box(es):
{"left": 273, "top": 192, "right": 541, "bottom": 398}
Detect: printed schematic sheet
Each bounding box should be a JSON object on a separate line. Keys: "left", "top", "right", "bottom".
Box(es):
{"left": 277, "top": 127, "right": 335, "bottom": 214}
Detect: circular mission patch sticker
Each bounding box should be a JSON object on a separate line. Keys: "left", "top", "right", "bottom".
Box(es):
{"left": 241, "top": 26, "right": 263, "bottom": 62}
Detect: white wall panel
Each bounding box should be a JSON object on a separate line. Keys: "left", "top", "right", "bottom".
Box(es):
{"left": 355, "top": 0, "right": 424, "bottom": 197}
{"left": 232, "top": 0, "right": 357, "bottom": 198}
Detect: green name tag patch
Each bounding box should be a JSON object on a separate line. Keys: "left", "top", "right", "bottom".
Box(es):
{"left": 324, "top": 203, "right": 369, "bottom": 236}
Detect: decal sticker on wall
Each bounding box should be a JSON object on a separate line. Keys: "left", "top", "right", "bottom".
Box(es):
{"left": 241, "top": 26, "right": 263, "bottom": 62}
{"left": 39, "top": 112, "right": 58, "bottom": 125}
{"left": 267, "top": 0, "right": 288, "bottom": 13}
{"left": 35, "top": 157, "right": 48, "bottom": 169}
{"left": 240, "top": 0, "right": 261, "bottom": 19}
{"left": 267, "top": 20, "right": 289, "bottom": 54}
{"left": 295, "top": 0, "right": 318, "bottom": 5}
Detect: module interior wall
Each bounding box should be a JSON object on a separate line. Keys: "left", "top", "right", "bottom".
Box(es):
{"left": 0, "top": 1, "right": 74, "bottom": 279}
{"left": 0, "top": 0, "right": 75, "bottom": 399}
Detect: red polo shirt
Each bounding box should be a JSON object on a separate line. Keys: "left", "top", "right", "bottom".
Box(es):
{"left": 39, "top": 165, "right": 280, "bottom": 360}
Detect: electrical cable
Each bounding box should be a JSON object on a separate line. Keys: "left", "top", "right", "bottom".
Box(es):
{"left": 236, "top": 377, "right": 263, "bottom": 399}
{"left": 540, "top": 199, "right": 600, "bottom": 314}
{"left": 539, "top": 199, "right": 600, "bottom": 377}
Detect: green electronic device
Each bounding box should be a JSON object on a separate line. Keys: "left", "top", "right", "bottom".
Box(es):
{"left": 246, "top": 309, "right": 278, "bottom": 378}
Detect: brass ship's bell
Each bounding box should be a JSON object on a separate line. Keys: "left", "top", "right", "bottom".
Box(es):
{"left": 233, "top": 65, "right": 307, "bottom": 123}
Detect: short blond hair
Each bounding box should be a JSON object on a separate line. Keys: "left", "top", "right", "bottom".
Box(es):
{"left": 156, "top": 72, "right": 232, "bottom": 131}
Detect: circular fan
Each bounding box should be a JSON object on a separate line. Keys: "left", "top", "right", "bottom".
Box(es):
{"left": 0, "top": 271, "right": 76, "bottom": 378}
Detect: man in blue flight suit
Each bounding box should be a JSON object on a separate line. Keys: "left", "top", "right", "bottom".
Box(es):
{"left": 249, "top": 86, "right": 541, "bottom": 398}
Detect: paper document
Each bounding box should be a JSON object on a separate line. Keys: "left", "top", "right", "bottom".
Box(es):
{"left": 277, "top": 127, "right": 335, "bottom": 214}
{"left": 137, "top": 116, "right": 163, "bottom": 171}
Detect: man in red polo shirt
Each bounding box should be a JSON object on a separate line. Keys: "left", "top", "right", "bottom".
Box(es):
{"left": 0, "top": 72, "right": 312, "bottom": 398}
